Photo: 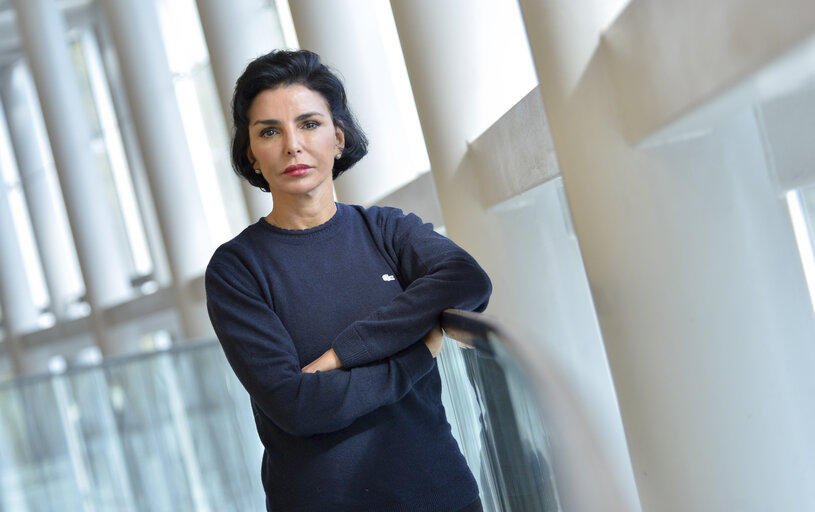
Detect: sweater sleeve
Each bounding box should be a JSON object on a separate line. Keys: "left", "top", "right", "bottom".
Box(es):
{"left": 331, "top": 209, "right": 492, "bottom": 368}
{"left": 205, "top": 260, "right": 436, "bottom": 437}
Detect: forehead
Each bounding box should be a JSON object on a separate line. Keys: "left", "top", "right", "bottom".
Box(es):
{"left": 247, "top": 84, "right": 331, "bottom": 120}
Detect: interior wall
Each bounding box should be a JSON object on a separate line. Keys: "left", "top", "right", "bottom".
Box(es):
{"left": 519, "top": 0, "right": 815, "bottom": 508}
{"left": 627, "top": 109, "right": 815, "bottom": 510}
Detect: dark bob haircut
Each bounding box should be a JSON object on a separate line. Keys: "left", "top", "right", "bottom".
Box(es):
{"left": 231, "top": 49, "right": 368, "bottom": 191}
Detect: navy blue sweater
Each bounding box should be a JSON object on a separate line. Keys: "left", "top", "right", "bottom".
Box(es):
{"left": 205, "top": 203, "right": 492, "bottom": 511}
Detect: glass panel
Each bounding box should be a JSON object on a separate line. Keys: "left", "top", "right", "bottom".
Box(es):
{"left": 66, "top": 368, "right": 136, "bottom": 510}
{"left": 0, "top": 340, "right": 264, "bottom": 511}
{"left": 2, "top": 377, "right": 85, "bottom": 511}
{"left": 169, "top": 345, "right": 265, "bottom": 511}
{"left": 105, "top": 354, "right": 199, "bottom": 511}
{"left": 0, "top": 383, "right": 35, "bottom": 511}
{"left": 439, "top": 327, "right": 560, "bottom": 512}
{"left": 786, "top": 187, "right": 815, "bottom": 314}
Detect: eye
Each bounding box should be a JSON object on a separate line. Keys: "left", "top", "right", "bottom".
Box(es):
{"left": 259, "top": 127, "right": 279, "bottom": 137}
{"left": 303, "top": 120, "right": 320, "bottom": 129}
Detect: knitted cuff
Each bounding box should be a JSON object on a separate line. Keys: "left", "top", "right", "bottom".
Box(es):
{"left": 332, "top": 325, "right": 372, "bottom": 368}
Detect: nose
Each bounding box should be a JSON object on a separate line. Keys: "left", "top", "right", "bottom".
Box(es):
{"left": 284, "top": 129, "right": 303, "bottom": 155}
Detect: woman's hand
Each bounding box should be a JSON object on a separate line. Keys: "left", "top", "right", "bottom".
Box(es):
{"left": 423, "top": 323, "right": 444, "bottom": 358}
{"left": 302, "top": 348, "right": 342, "bottom": 373}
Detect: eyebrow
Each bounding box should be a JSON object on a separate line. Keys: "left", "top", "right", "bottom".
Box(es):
{"left": 252, "top": 112, "right": 326, "bottom": 126}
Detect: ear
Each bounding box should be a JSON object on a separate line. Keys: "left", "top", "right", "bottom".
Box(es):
{"left": 335, "top": 126, "right": 345, "bottom": 154}
{"left": 246, "top": 147, "right": 255, "bottom": 165}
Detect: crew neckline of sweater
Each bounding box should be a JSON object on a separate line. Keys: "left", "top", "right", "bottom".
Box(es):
{"left": 254, "top": 202, "right": 346, "bottom": 241}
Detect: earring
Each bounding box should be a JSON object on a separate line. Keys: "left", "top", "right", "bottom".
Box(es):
{"left": 335, "top": 152, "right": 342, "bottom": 160}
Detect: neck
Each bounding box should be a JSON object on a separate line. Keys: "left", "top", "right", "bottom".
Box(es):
{"left": 266, "top": 188, "right": 337, "bottom": 230}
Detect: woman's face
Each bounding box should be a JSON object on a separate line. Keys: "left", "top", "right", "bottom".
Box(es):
{"left": 246, "top": 84, "right": 344, "bottom": 199}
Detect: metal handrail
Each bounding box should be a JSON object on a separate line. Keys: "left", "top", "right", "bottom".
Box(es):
{"left": 440, "top": 309, "right": 631, "bottom": 512}
{"left": 0, "top": 337, "right": 220, "bottom": 390}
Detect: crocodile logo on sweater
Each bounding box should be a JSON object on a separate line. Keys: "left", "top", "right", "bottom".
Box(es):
{"left": 381, "top": 274, "right": 396, "bottom": 282}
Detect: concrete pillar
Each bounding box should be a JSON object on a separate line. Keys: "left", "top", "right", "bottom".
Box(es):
{"left": 194, "top": 0, "right": 282, "bottom": 220}
{"left": 288, "top": 0, "right": 428, "bottom": 206}
{"left": 11, "top": 0, "right": 135, "bottom": 355}
{"left": 0, "top": 62, "right": 83, "bottom": 321}
{"left": 99, "top": 0, "right": 214, "bottom": 339}
{"left": 388, "top": 0, "right": 535, "bottom": 243}
{"left": 0, "top": 103, "right": 38, "bottom": 374}
{"left": 0, "top": 83, "right": 40, "bottom": 336}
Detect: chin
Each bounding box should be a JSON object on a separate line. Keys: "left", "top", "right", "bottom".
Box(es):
{"left": 279, "top": 177, "right": 332, "bottom": 197}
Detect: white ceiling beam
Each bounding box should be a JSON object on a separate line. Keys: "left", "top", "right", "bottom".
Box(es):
{"left": 604, "top": 0, "right": 815, "bottom": 146}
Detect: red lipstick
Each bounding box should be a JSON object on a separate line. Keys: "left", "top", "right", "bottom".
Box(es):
{"left": 284, "top": 164, "right": 310, "bottom": 176}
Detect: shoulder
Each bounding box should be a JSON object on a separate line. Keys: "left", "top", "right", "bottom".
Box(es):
{"left": 342, "top": 203, "right": 428, "bottom": 234}
{"left": 206, "top": 222, "right": 266, "bottom": 280}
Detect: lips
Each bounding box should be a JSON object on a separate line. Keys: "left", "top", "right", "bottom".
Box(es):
{"left": 284, "top": 164, "right": 311, "bottom": 176}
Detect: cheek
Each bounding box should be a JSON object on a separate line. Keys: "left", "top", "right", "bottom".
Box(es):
{"left": 252, "top": 141, "right": 277, "bottom": 161}
{"left": 247, "top": 139, "right": 261, "bottom": 159}
{"left": 321, "top": 133, "right": 339, "bottom": 153}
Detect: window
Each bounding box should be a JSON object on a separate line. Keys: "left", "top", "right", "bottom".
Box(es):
{"left": 0, "top": 106, "right": 50, "bottom": 327}
{"left": 786, "top": 187, "right": 815, "bottom": 314}
{"left": 69, "top": 30, "right": 154, "bottom": 293}
{"left": 155, "top": 0, "right": 248, "bottom": 244}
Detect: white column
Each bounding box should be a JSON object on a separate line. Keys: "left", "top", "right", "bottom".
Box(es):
{"left": 194, "top": 0, "right": 282, "bottom": 220}
{"left": 388, "top": 0, "right": 535, "bottom": 243}
{"left": 0, "top": 62, "right": 82, "bottom": 321}
{"left": 11, "top": 0, "right": 132, "bottom": 322}
{"left": 289, "top": 0, "right": 428, "bottom": 206}
{"left": 99, "top": 0, "right": 214, "bottom": 339}
{"left": 0, "top": 96, "right": 36, "bottom": 376}
{"left": 0, "top": 125, "right": 38, "bottom": 335}
{"left": 518, "top": 1, "right": 815, "bottom": 511}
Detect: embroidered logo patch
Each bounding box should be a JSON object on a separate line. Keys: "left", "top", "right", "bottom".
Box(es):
{"left": 381, "top": 274, "right": 396, "bottom": 282}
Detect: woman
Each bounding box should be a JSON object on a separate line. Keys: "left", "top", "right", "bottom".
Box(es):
{"left": 205, "top": 49, "right": 491, "bottom": 512}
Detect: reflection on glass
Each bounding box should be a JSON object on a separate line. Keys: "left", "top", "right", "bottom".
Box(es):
{"left": 787, "top": 187, "right": 815, "bottom": 314}
{"left": 439, "top": 323, "right": 560, "bottom": 511}
{"left": 0, "top": 341, "right": 264, "bottom": 512}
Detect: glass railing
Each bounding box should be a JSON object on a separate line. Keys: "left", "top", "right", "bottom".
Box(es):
{"left": 438, "top": 309, "right": 629, "bottom": 512}
{"left": 0, "top": 341, "right": 265, "bottom": 512}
